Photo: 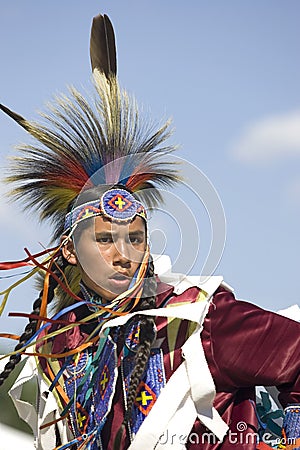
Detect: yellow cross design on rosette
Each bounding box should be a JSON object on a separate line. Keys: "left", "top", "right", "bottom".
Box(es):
{"left": 114, "top": 196, "right": 126, "bottom": 209}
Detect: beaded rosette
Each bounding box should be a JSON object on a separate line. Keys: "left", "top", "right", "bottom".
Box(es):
{"left": 64, "top": 188, "right": 147, "bottom": 232}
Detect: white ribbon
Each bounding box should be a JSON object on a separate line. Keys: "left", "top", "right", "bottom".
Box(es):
{"left": 101, "top": 298, "right": 229, "bottom": 449}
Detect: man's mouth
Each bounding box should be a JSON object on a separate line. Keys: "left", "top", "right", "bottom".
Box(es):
{"left": 108, "top": 272, "right": 131, "bottom": 289}
{"left": 110, "top": 272, "right": 129, "bottom": 281}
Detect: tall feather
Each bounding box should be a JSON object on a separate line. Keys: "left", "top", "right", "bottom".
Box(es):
{"left": 0, "top": 103, "right": 29, "bottom": 131}
{"left": 90, "top": 14, "right": 117, "bottom": 76}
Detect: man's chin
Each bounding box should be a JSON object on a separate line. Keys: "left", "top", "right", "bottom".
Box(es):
{"left": 92, "top": 283, "right": 131, "bottom": 304}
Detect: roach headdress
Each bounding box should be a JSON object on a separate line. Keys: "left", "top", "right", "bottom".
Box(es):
{"left": 1, "top": 14, "right": 180, "bottom": 242}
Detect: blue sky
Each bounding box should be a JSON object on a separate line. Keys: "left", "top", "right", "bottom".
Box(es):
{"left": 0, "top": 1, "right": 300, "bottom": 345}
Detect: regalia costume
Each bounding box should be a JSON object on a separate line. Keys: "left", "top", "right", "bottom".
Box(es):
{"left": 0, "top": 13, "right": 300, "bottom": 450}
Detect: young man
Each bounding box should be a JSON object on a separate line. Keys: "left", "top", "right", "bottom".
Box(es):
{"left": 0, "top": 13, "right": 299, "bottom": 450}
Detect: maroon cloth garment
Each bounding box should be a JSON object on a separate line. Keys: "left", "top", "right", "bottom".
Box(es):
{"left": 198, "top": 287, "right": 300, "bottom": 449}
{"left": 101, "top": 283, "right": 300, "bottom": 450}
{"left": 41, "top": 281, "right": 300, "bottom": 449}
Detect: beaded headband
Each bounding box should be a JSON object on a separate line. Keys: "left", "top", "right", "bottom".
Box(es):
{"left": 64, "top": 188, "right": 147, "bottom": 232}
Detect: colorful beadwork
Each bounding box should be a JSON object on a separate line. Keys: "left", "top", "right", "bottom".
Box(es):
{"left": 283, "top": 405, "right": 300, "bottom": 442}
{"left": 122, "top": 347, "right": 166, "bottom": 436}
{"left": 124, "top": 320, "right": 141, "bottom": 353}
{"left": 101, "top": 189, "right": 138, "bottom": 221}
{"left": 64, "top": 188, "right": 147, "bottom": 231}
{"left": 64, "top": 337, "right": 118, "bottom": 448}
{"left": 63, "top": 322, "right": 164, "bottom": 447}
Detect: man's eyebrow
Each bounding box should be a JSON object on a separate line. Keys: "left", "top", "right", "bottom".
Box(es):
{"left": 94, "top": 230, "right": 145, "bottom": 237}
{"left": 95, "top": 231, "right": 114, "bottom": 236}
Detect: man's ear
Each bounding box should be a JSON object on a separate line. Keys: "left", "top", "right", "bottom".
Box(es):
{"left": 61, "top": 236, "right": 78, "bottom": 265}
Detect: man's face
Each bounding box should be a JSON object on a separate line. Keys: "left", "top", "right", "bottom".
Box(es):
{"left": 73, "top": 215, "right": 147, "bottom": 303}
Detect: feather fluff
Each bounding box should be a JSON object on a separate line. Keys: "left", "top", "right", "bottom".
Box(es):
{"left": 5, "top": 72, "right": 180, "bottom": 241}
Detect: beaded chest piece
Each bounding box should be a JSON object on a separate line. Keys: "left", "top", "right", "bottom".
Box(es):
{"left": 62, "top": 321, "right": 165, "bottom": 448}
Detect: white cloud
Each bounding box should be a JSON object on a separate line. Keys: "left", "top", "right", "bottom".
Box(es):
{"left": 230, "top": 111, "right": 300, "bottom": 164}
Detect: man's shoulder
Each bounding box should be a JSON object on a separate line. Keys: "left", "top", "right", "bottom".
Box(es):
{"left": 153, "top": 254, "right": 233, "bottom": 302}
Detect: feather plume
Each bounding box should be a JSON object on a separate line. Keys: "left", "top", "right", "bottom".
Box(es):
{"left": 5, "top": 71, "right": 180, "bottom": 241}
{"left": 90, "top": 14, "right": 117, "bottom": 76}
{"left": 0, "top": 103, "right": 30, "bottom": 131}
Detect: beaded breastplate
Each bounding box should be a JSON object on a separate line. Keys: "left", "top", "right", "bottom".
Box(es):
{"left": 63, "top": 321, "right": 166, "bottom": 449}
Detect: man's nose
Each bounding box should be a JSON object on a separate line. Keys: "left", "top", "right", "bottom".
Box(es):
{"left": 113, "top": 239, "right": 131, "bottom": 265}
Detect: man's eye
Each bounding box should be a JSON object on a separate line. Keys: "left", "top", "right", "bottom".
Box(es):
{"left": 129, "top": 236, "right": 144, "bottom": 244}
{"left": 96, "top": 236, "right": 113, "bottom": 244}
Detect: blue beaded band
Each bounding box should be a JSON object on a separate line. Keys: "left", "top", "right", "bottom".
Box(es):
{"left": 283, "top": 405, "right": 300, "bottom": 441}
{"left": 64, "top": 188, "right": 147, "bottom": 232}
